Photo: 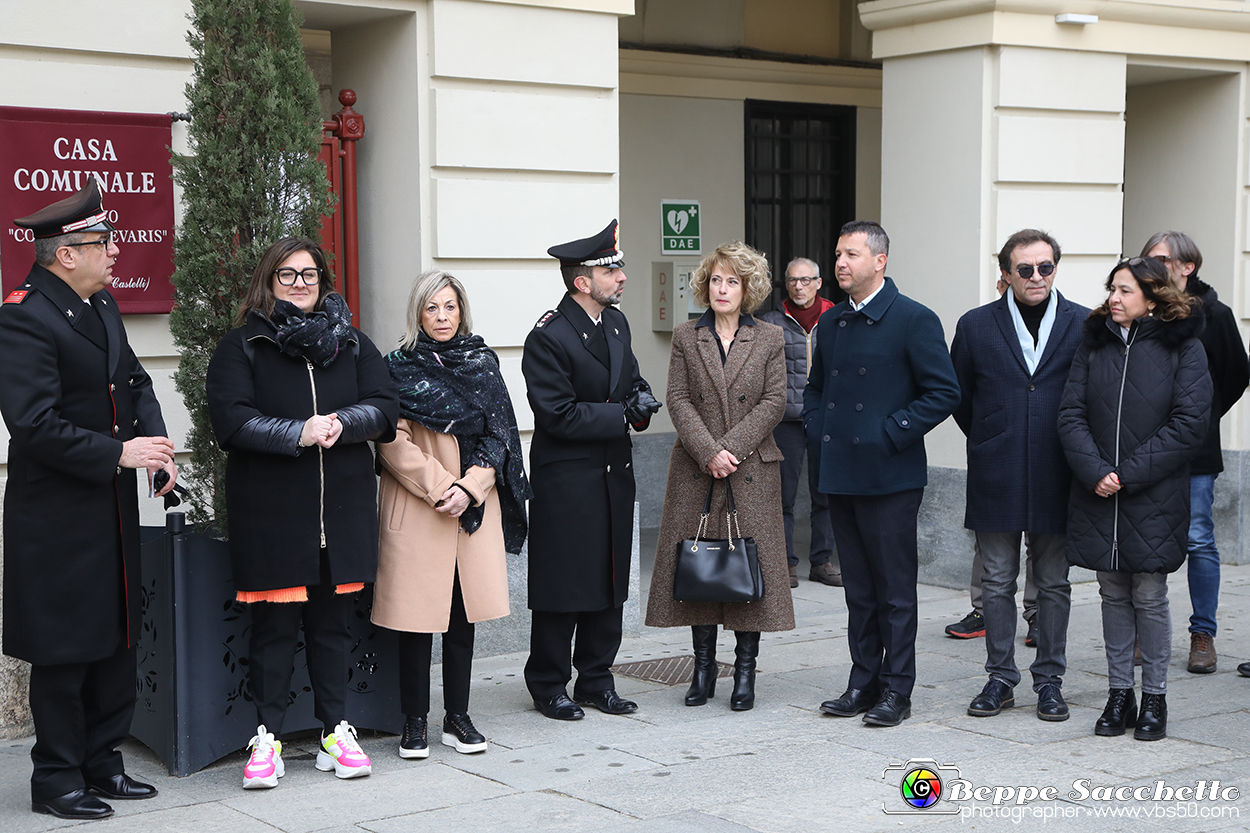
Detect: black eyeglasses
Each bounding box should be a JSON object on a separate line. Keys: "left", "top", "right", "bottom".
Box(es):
{"left": 1115, "top": 257, "right": 1148, "bottom": 269}
{"left": 63, "top": 233, "right": 114, "bottom": 249}
{"left": 1015, "top": 262, "right": 1055, "bottom": 280}
{"left": 274, "top": 267, "right": 322, "bottom": 286}
{"left": 786, "top": 276, "right": 817, "bottom": 286}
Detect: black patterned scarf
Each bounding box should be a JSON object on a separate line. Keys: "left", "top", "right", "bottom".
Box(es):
{"left": 266, "top": 293, "right": 356, "bottom": 367}
{"left": 386, "top": 332, "right": 530, "bottom": 553}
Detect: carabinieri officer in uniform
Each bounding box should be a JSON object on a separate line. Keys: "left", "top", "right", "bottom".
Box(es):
{"left": 0, "top": 181, "right": 177, "bottom": 820}
{"left": 522, "top": 219, "right": 661, "bottom": 720}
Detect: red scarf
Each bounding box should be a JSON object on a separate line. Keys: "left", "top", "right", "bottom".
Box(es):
{"left": 785, "top": 296, "right": 834, "bottom": 333}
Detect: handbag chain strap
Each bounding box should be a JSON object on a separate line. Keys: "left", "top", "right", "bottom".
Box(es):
{"left": 724, "top": 478, "right": 741, "bottom": 548}
{"left": 692, "top": 476, "right": 743, "bottom": 550}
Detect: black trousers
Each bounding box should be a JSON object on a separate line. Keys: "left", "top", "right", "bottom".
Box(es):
{"left": 525, "top": 607, "right": 623, "bottom": 699}
{"left": 29, "top": 640, "right": 136, "bottom": 801}
{"left": 248, "top": 579, "right": 352, "bottom": 736}
{"left": 827, "top": 488, "right": 923, "bottom": 698}
{"left": 774, "top": 420, "right": 837, "bottom": 568}
{"left": 397, "top": 572, "right": 475, "bottom": 717}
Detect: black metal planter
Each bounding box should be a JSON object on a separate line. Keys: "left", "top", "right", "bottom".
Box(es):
{"left": 132, "top": 513, "right": 401, "bottom": 776}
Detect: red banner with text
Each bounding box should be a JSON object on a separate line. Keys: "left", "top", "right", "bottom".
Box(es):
{"left": 0, "top": 106, "right": 175, "bottom": 314}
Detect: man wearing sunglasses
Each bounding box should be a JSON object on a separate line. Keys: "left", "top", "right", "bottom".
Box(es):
{"left": 950, "top": 229, "right": 1088, "bottom": 723}
{"left": 1140, "top": 232, "right": 1249, "bottom": 676}
{"left": 0, "top": 180, "right": 176, "bottom": 819}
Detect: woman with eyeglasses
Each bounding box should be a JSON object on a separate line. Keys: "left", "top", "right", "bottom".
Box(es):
{"left": 206, "top": 237, "right": 399, "bottom": 789}
{"left": 1057, "top": 256, "right": 1211, "bottom": 742}
{"left": 646, "top": 241, "right": 794, "bottom": 711}
{"left": 371, "top": 270, "right": 529, "bottom": 760}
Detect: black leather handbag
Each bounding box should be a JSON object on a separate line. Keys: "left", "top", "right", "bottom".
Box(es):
{"left": 674, "top": 478, "right": 764, "bottom": 603}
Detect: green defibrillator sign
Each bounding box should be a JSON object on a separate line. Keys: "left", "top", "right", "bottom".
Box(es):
{"left": 661, "top": 200, "right": 701, "bottom": 256}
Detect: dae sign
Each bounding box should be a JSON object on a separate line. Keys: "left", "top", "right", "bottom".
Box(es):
{"left": 0, "top": 106, "right": 175, "bottom": 314}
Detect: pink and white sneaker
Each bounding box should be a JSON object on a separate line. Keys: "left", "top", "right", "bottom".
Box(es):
{"left": 315, "top": 720, "right": 372, "bottom": 779}
{"left": 243, "top": 725, "right": 284, "bottom": 789}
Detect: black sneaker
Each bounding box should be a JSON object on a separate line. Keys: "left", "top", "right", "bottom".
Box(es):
{"left": 1025, "top": 618, "right": 1038, "bottom": 648}
{"left": 399, "top": 715, "right": 429, "bottom": 759}
{"left": 442, "top": 713, "right": 488, "bottom": 754}
{"left": 945, "top": 610, "right": 985, "bottom": 639}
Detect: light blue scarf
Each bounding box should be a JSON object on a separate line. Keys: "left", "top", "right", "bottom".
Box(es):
{"left": 1006, "top": 289, "right": 1057, "bottom": 375}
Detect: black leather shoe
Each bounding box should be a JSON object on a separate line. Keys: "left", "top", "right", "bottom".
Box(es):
{"left": 1134, "top": 692, "right": 1167, "bottom": 741}
{"left": 967, "top": 679, "right": 1014, "bottom": 717}
{"left": 1036, "top": 684, "right": 1069, "bottom": 721}
{"left": 573, "top": 689, "right": 637, "bottom": 715}
{"left": 32, "top": 788, "right": 114, "bottom": 819}
{"left": 1094, "top": 688, "right": 1137, "bottom": 737}
{"left": 533, "top": 692, "right": 585, "bottom": 720}
{"left": 1240, "top": 661, "right": 1250, "bottom": 678}
{"left": 442, "top": 713, "right": 488, "bottom": 753}
{"left": 820, "top": 688, "right": 878, "bottom": 717}
{"left": 86, "top": 773, "right": 157, "bottom": 800}
{"left": 399, "top": 714, "right": 429, "bottom": 759}
{"left": 685, "top": 625, "right": 718, "bottom": 706}
{"left": 863, "top": 689, "right": 911, "bottom": 726}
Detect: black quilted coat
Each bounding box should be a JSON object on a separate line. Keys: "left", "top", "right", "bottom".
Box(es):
{"left": 1057, "top": 311, "right": 1212, "bottom": 574}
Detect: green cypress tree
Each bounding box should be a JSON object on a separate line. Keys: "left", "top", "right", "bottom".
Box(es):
{"left": 170, "top": 0, "right": 332, "bottom": 529}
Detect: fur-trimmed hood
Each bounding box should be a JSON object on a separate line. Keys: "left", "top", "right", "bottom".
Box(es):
{"left": 1083, "top": 302, "right": 1205, "bottom": 351}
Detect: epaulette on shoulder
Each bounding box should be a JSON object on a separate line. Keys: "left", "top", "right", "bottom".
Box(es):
{"left": 3, "top": 287, "right": 31, "bottom": 305}
{"left": 534, "top": 309, "right": 560, "bottom": 329}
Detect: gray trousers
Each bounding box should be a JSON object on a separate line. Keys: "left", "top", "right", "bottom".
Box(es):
{"left": 1098, "top": 571, "right": 1170, "bottom": 695}
{"left": 971, "top": 537, "right": 1037, "bottom": 622}
{"left": 977, "top": 531, "right": 1070, "bottom": 691}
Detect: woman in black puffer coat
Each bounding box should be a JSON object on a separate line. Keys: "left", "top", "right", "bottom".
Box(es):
{"left": 1058, "top": 257, "right": 1211, "bottom": 743}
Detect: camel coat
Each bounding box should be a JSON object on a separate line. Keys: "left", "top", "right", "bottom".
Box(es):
{"left": 646, "top": 315, "right": 795, "bottom": 632}
{"left": 373, "top": 418, "right": 510, "bottom": 632}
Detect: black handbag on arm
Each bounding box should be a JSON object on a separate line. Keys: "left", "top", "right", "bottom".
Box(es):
{"left": 673, "top": 478, "right": 764, "bottom": 603}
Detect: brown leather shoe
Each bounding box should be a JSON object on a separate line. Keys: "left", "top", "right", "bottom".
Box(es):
{"left": 787, "top": 564, "right": 798, "bottom": 588}
{"left": 809, "top": 562, "right": 842, "bottom": 587}
{"left": 1187, "top": 632, "right": 1217, "bottom": 674}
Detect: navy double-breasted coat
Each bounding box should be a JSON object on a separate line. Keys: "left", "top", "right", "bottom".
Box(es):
{"left": 802, "top": 278, "right": 960, "bottom": 496}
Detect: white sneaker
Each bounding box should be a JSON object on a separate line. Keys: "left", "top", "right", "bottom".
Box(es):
{"left": 315, "top": 720, "right": 372, "bottom": 779}
{"left": 243, "top": 725, "right": 284, "bottom": 789}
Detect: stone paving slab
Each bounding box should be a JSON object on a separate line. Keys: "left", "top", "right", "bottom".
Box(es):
{"left": 2, "top": 568, "right": 1250, "bottom": 832}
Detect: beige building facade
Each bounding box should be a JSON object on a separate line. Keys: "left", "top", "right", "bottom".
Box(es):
{"left": 1, "top": 0, "right": 1249, "bottom": 734}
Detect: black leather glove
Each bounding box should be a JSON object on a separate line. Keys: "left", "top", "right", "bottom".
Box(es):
{"left": 625, "top": 385, "right": 662, "bottom": 429}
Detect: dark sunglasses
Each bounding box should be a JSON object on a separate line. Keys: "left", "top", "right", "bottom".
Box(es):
{"left": 1015, "top": 262, "right": 1055, "bottom": 280}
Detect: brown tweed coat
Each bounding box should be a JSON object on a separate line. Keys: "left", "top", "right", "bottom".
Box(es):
{"left": 645, "top": 316, "right": 795, "bottom": 632}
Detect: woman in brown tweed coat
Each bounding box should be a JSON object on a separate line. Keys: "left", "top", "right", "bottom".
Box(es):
{"left": 646, "top": 241, "right": 795, "bottom": 711}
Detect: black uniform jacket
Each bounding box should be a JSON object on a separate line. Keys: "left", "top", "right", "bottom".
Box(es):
{"left": 206, "top": 313, "right": 398, "bottom": 592}
{"left": 0, "top": 263, "right": 167, "bottom": 665}
{"left": 522, "top": 293, "right": 649, "bottom": 612}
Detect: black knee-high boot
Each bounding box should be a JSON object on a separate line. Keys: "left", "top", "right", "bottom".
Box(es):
{"left": 685, "top": 625, "right": 718, "bottom": 706}
{"left": 730, "top": 631, "right": 760, "bottom": 711}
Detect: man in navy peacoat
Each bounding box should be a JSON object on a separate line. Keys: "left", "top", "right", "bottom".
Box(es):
{"left": 803, "top": 221, "right": 960, "bottom": 727}
{"left": 950, "top": 229, "right": 1089, "bottom": 723}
